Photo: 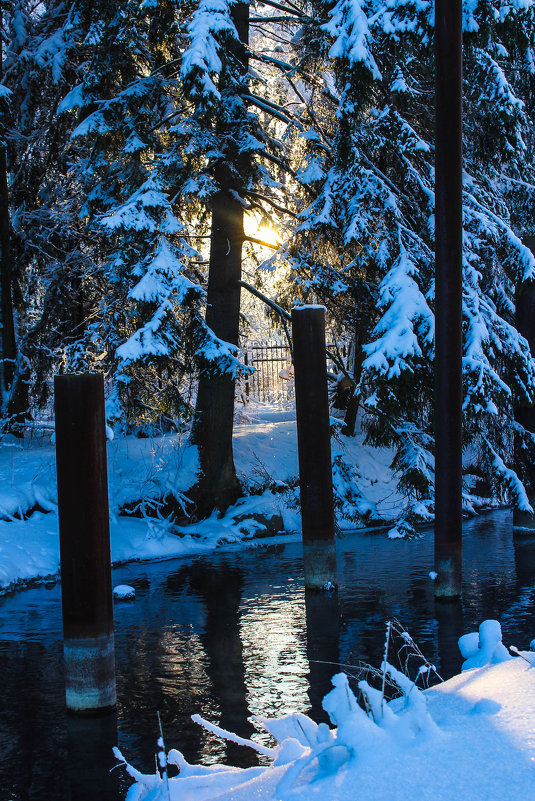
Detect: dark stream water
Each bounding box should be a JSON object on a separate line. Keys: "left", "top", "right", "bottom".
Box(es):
{"left": 2, "top": 509, "right": 535, "bottom": 800}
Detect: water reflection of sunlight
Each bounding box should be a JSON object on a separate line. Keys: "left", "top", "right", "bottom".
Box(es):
{"left": 157, "top": 628, "right": 211, "bottom": 697}
{"left": 240, "top": 592, "right": 309, "bottom": 732}
{"left": 154, "top": 627, "right": 227, "bottom": 765}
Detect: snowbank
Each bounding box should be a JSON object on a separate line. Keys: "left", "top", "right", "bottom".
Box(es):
{"left": 0, "top": 403, "right": 494, "bottom": 594}
{"left": 116, "top": 622, "right": 535, "bottom": 801}
{"left": 0, "top": 406, "right": 401, "bottom": 594}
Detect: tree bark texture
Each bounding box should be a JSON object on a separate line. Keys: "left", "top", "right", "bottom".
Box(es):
{"left": 193, "top": 189, "right": 244, "bottom": 511}
{"left": 0, "top": 50, "right": 16, "bottom": 417}
{"left": 192, "top": 2, "right": 250, "bottom": 513}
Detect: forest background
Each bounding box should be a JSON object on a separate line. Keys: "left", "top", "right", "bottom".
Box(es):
{"left": 2, "top": 0, "right": 535, "bottom": 533}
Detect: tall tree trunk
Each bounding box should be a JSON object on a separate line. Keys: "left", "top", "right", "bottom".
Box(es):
{"left": 192, "top": 2, "right": 249, "bottom": 513}
{"left": 0, "top": 125, "right": 15, "bottom": 405}
{"left": 513, "top": 236, "right": 535, "bottom": 532}
{"left": 193, "top": 189, "right": 244, "bottom": 512}
{"left": 0, "top": 44, "right": 19, "bottom": 430}
{"left": 342, "top": 309, "right": 365, "bottom": 436}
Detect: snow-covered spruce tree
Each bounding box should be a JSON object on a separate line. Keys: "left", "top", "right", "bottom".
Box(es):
{"left": 52, "top": 0, "right": 213, "bottom": 430}
{"left": 51, "top": 0, "right": 294, "bottom": 509}
{"left": 461, "top": 0, "right": 535, "bottom": 514}
{"left": 1, "top": 0, "right": 86, "bottom": 427}
{"left": 2, "top": 0, "right": 204, "bottom": 433}
{"left": 287, "top": 0, "right": 535, "bottom": 527}
{"left": 1, "top": 0, "right": 123, "bottom": 426}
{"left": 49, "top": 0, "right": 298, "bottom": 512}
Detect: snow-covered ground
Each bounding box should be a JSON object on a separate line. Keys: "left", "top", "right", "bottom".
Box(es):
{"left": 0, "top": 404, "right": 401, "bottom": 594}
{"left": 115, "top": 620, "right": 535, "bottom": 801}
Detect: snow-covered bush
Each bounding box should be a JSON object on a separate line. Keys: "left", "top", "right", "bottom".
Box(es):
{"left": 113, "top": 618, "right": 535, "bottom": 800}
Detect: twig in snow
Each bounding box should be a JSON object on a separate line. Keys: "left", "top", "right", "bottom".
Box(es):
{"left": 157, "top": 711, "right": 171, "bottom": 801}
{"left": 191, "top": 714, "right": 276, "bottom": 756}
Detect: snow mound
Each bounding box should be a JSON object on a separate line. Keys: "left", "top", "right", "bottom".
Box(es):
{"left": 113, "top": 584, "right": 135, "bottom": 600}
{"left": 458, "top": 619, "right": 512, "bottom": 670}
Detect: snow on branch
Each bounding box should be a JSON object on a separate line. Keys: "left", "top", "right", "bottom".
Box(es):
{"left": 362, "top": 248, "right": 434, "bottom": 379}
{"left": 116, "top": 300, "right": 179, "bottom": 364}
{"left": 196, "top": 326, "right": 252, "bottom": 378}
{"left": 323, "top": 0, "right": 381, "bottom": 79}
{"left": 130, "top": 240, "right": 200, "bottom": 305}
{"left": 100, "top": 178, "right": 182, "bottom": 234}
{"left": 482, "top": 436, "right": 534, "bottom": 514}
{"left": 181, "top": 0, "right": 239, "bottom": 101}
{"left": 191, "top": 714, "right": 276, "bottom": 756}
{"left": 463, "top": 181, "right": 535, "bottom": 285}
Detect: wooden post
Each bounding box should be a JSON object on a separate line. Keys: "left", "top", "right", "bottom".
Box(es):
{"left": 434, "top": 0, "right": 463, "bottom": 598}
{"left": 292, "top": 306, "right": 336, "bottom": 589}
{"left": 54, "top": 373, "right": 116, "bottom": 713}
{"left": 514, "top": 240, "right": 535, "bottom": 534}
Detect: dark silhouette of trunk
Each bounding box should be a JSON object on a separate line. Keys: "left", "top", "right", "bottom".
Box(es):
{"left": 0, "top": 131, "right": 15, "bottom": 397}
{"left": 192, "top": 2, "right": 249, "bottom": 513}
{"left": 305, "top": 588, "right": 340, "bottom": 723}
{"left": 0, "top": 47, "right": 28, "bottom": 435}
{"left": 188, "top": 561, "right": 257, "bottom": 767}
{"left": 342, "top": 311, "right": 365, "bottom": 436}
{"left": 434, "top": 0, "right": 463, "bottom": 598}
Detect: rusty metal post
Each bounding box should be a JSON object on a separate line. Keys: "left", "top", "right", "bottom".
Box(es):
{"left": 54, "top": 374, "right": 116, "bottom": 713}
{"left": 514, "top": 237, "right": 535, "bottom": 534}
{"left": 292, "top": 306, "right": 336, "bottom": 589}
{"left": 434, "top": 0, "right": 463, "bottom": 598}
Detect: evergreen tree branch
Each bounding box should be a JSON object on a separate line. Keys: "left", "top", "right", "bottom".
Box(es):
{"left": 238, "top": 279, "right": 293, "bottom": 359}
{"left": 253, "top": 0, "right": 309, "bottom": 19}
{"left": 286, "top": 76, "right": 332, "bottom": 148}
{"left": 244, "top": 235, "right": 279, "bottom": 248}
{"left": 245, "top": 189, "right": 298, "bottom": 217}
{"left": 243, "top": 93, "right": 299, "bottom": 126}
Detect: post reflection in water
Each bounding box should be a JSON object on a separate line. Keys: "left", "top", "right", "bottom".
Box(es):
{"left": 435, "top": 599, "right": 463, "bottom": 679}
{"left": 186, "top": 560, "right": 258, "bottom": 767}
{"left": 66, "top": 711, "right": 121, "bottom": 801}
{"left": 506, "top": 533, "right": 535, "bottom": 645}
{"left": 115, "top": 571, "right": 209, "bottom": 771}
{"left": 512, "top": 533, "right": 535, "bottom": 587}
{"left": 304, "top": 588, "right": 340, "bottom": 724}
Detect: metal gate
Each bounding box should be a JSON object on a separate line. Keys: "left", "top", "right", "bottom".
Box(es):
{"left": 237, "top": 340, "right": 294, "bottom": 404}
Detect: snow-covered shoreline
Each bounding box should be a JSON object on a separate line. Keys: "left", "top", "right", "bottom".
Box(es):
{"left": 0, "top": 405, "right": 390, "bottom": 594}
{"left": 0, "top": 404, "right": 496, "bottom": 595}
{"left": 115, "top": 621, "right": 535, "bottom": 801}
